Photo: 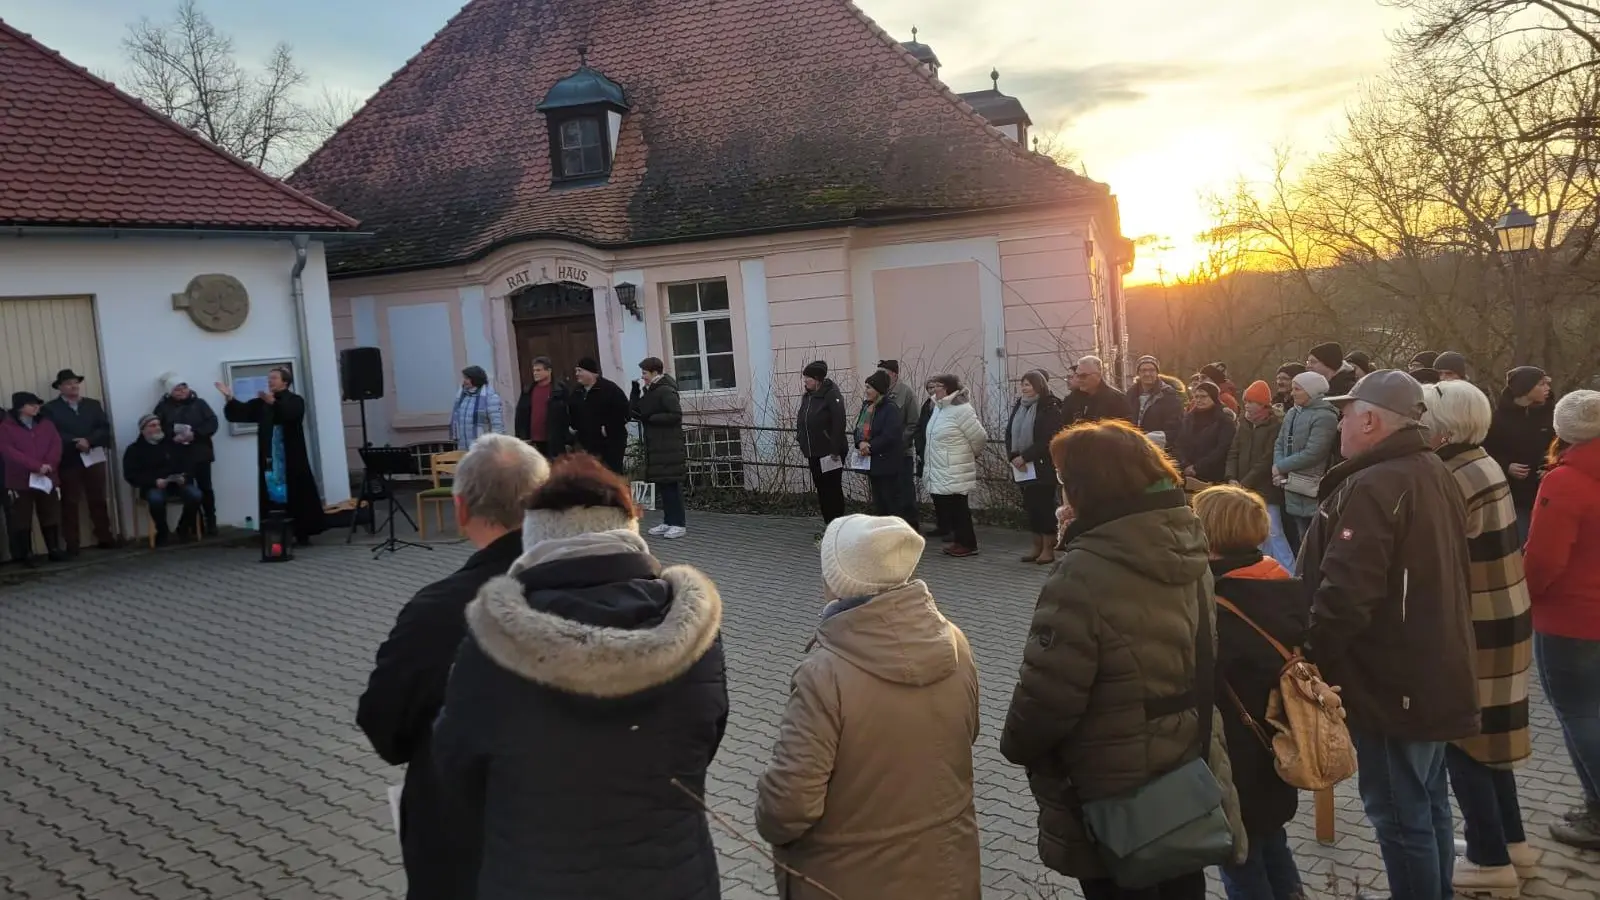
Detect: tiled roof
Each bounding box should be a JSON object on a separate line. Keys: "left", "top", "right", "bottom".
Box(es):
{"left": 0, "top": 20, "right": 357, "bottom": 232}
{"left": 959, "top": 90, "right": 1032, "bottom": 128}
{"left": 289, "top": 0, "right": 1106, "bottom": 276}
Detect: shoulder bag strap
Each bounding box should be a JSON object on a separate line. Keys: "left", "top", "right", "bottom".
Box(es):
{"left": 1221, "top": 680, "right": 1275, "bottom": 751}
{"left": 1214, "top": 595, "right": 1293, "bottom": 662}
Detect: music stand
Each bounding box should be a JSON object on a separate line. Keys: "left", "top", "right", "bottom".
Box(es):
{"left": 357, "top": 446, "right": 431, "bottom": 558}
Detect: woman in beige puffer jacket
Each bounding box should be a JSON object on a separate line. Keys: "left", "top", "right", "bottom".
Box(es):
{"left": 757, "top": 513, "right": 981, "bottom": 900}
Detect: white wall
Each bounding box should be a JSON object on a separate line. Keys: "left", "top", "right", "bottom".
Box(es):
{"left": 0, "top": 236, "right": 352, "bottom": 531}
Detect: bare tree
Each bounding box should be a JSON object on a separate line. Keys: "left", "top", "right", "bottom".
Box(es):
{"left": 1031, "top": 123, "right": 1081, "bottom": 171}
{"left": 121, "top": 0, "right": 352, "bottom": 175}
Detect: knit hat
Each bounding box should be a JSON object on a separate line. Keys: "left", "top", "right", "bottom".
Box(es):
{"left": 820, "top": 514, "right": 924, "bottom": 598}
{"left": 875, "top": 359, "right": 900, "bottom": 375}
{"left": 864, "top": 370, "right": 892, "bottom": 396}
{"left": 522, "top": 454, "right": 639, "bottom": 546}
{"left": 1505, "top": 366, "right": 1547, "bottom": 400}
{"left": 1344, "top": 351, "right": 1373, "bottom": 372}
{"left": 1276, "top": 362, "right": 1306, "bottom": 379}
{"left": 11, "top": 391, "right": 43, "bottom": 411}
{"left": 803, "top": 360, "right": 828, "bottom": 380}
{"left": 1434, "top": 351, "right": 1468, "bottom": 378}
{"left": 1243, "top": 380, "right": 1273, "bottom": 406}
{"left": 1200, "top": 362, "right": 1228, "bottom": 384}
{"left": 1292, "top": 371, "right": 1330, "bottom": 398}
{"left": 1554, "top": 390, "right": 1600, "bottom": 444}
{"left": 1194, "top": 381, "right": 1221, "bottom": 404}
{"left": 1410, "top": 351, "right": 1439, "bottom": 370}
{"left": 160, "top": 372, "right": 188, "bottom": 395}
{"left": 1308, "top": 342, "right": 1344, "bottom": 371}
{"left": 1136, "top": 355, "right": 1160, "bottom": 371}
{"left": 575, "top": 357, "right": 602, "bottom": 376}
{"left": 1411, "top": 368, "right": 1440, "bottom": 385}
{"left": 137, "top": 414, "right": 162, "bottom": 431}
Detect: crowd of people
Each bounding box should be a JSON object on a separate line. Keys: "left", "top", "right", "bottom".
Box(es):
{"left": 357, "top": 340, "right": 1598, "bottom": 900}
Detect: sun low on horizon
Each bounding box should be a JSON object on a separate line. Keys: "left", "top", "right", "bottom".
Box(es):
{"left": 3, "top": 0, "right": 1411, "bottom": 285}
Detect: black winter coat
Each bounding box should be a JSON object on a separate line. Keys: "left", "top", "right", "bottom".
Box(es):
{"left": 571, "top": 377, "right": 630, "bottom": 469}
{"left": 1062, "top": 385, "right": 1133, "bottom": 426}
{"left": 42, "top": 396, "right": 112, "bottom": 465}
{"left": 514, "top": 379, "right": 573, "bottom": 456}
{"left": 855, "top": 400, "right": 905, "bottom": 477}
{"left": 1212, "top": 553, "right": 1309, "bottom": 839}
{"left": 1177, "top": 408, "right": 1237, "bottom": 483}
{"left": 223, "top": 391, "right": 324, "bottom": 537}
{"left": 357, "top": 532, "right": 525, "bottom": 900}
{"left": 433, "top": 542, "right": 728, "bottom": 900}
{"left": 120, "top": 438, "right": 195, "bottom": 491}
{"left": 1327, "top": 367, "right": 1358, "bottom": 399}
{"left": 153, "top": 395, "right": 220, "bottom": 463}
{"left": 1483, "top": 393, "right": 1556, "bottom": 510}
{"left": 632, "top": 375, "right": 688, "bottom": 483}
{"left": 915, "top": 397, "right": 934, "bottom": 477}
{"left": 796, "top": 379, "right": 847, "bottom": 460}
{"left": 1006, "top": 395, "right": 1065, "bottom": 481}
{"left": 1130, "top": 381, "right": 1184, "bottom": 437}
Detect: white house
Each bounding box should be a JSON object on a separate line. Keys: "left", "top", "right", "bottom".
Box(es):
{"left": 0, "top": 20, "right": 359, "bottom": 547}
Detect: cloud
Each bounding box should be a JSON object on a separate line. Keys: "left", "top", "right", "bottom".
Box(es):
{"left": 943, "top": 62, "right": 1208, "bottom": 126}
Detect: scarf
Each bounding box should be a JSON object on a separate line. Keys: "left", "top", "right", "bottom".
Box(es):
{"left": 1010, "top": 395, "right": 1039, "bottom": 453}
{"left": 516, "top": 528, "right": 649, "bottom": 570}
{"left": 266, "top": 421, "right": 288, "bottom": 505}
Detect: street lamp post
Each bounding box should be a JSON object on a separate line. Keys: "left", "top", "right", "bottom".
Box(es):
{"left": 1494, "top": 206, "right": 1538, "bottom": 365}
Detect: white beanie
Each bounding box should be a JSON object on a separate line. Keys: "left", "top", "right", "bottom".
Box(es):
{"left": 820, "top": 514, "right": 924, "bottom": 598}
{"left": 1292, "top": 371, "right": 1330, "bottom": 398}
{"left": 160, "top": 372, "right": 187, "bottom": 396}
{"left": 1554, "top": 390, "right": 1600, "bottom": 445}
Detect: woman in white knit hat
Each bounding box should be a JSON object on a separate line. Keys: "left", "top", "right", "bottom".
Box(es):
{"left": 1524, "top": 389, "right": 1600, "bottom": 851}
{"left": 1271, "top": 369, "right": 1337, "bottom": 551}
{"left": 756, "top": 513, "right": 981, "bottom": 899}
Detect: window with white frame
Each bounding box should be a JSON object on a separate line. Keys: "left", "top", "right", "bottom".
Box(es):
{"left": 665, "top": 279, "right": 736, "bottom": 392}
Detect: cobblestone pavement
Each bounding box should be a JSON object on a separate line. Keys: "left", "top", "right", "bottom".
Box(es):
{"left": 3, "top": 511, "right": 1597, "bottom": 900}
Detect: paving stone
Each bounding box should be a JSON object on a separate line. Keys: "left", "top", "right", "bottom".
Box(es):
{"left": 3, "top": 511, "right": 1597, "bottom": 900}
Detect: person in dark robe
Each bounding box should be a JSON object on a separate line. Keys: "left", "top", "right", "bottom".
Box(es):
{"left": 216, "top": 367, "right": 325, "bottom": 544}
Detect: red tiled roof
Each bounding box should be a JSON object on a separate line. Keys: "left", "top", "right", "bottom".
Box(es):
{"left": 0, "top": 20, "right": 357, "bottom": 232}
{"left": 289, "top": 0, "right": 1107, "bottom": 276}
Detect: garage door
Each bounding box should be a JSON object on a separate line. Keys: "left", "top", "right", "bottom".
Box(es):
{"left": 0, "top": 295, "right": 109, "bottom": 555}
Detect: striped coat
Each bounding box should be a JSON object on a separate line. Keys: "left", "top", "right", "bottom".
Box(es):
{"left": 1438, "top": 444, "right": 1533, "bottom": 768}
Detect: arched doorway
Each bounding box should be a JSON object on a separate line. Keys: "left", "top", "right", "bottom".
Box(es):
{"left": 511, "top": 282, "right": 601, "bottom": 387}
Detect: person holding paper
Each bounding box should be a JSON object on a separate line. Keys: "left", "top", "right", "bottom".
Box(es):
{"left": 1008, "top": 370, "right": 1066, "bottom": 565}
{"left": 218, "top": 366, "right": 325, "bottom": 545}
{"left": 796, "top": 361, "right": 848, "bottom": 529}
{"left": 42, "top": 368, "right": 116, "bottom": 553}
{"left": 154, "top": 374, "right": 221, "bottom": 536}
{"left": 857, "top": 371, "right": 907, "bottom": 518}
{"left": 0, "top": 392, "right": 67, "bottom": 565}
{"left": 121, "top": 415, "right": 204, "bottom": 545}
{"left": 923, "top": 374, "right": 989, "bottom": 558}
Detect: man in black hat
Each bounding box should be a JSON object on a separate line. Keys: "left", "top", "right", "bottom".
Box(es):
{"left": 42, "top": 368, "right": 116, "bottom": 553}
{"left": 570, "top": 357, "right": 629, "bottom": 474}
{"left": 1434, "top": 351, "right": 1469, "bottom": 383}
{"left": 1306, "top": 342, "right": 1359, "bottom": 397}
{"left": 875, "top": 359, "right": 922, "bottom": 530}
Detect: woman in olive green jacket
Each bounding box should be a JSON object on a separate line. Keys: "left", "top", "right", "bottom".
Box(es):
{"left": 1001, "top": 420, "right": 1247, "bottom": 900}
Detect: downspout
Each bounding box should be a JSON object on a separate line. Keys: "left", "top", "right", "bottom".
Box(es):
{"left": 288, "top": 234, "right": 324, "bottom": 487}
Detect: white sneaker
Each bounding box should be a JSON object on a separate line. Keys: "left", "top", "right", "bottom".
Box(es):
{"left": 663, "top": 526, "right": 687, "bottom": 539}
{"left": 648, "top": 523, "right": 671, "bottom": 536}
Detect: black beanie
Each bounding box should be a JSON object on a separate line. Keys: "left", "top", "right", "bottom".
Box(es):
{"left": 1194, "top": 381, "right": 1221, "bottom": 404}
{"left": 1506, "top": 366, "right": 1546, "bottom": 399}
{"left": 864, "top": 370, "right": 892, "bottom": 396}
{"left": 1277, "top": 362, "right": 1306, "bottom": 379}
{"left": 803, "top": 360, "right": 828, "bottom": 380}
{"left": 1434, "top": 351, "right": 1467, "bottom": 377}
{"left": 1410, "top": 351, "right": 1439, "bottom": 370}
{"left": 1309, "top": 342, "right": 1344, "bottom": 371}
{"left": 575, "top": 357, "right": 602, "bottom": 376}
{"left": 1345, "top": 351, "right": 1372, "bottom": 372}
{"left": 1200, "top": 362, "right": 1227, "bottom": 383}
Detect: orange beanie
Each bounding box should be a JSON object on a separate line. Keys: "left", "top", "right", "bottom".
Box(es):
{"left": 1243, "top": 380, "right": 1273, "bottom": 406}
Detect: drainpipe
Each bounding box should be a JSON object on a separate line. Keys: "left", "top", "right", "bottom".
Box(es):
{"left": 288, "top": 234, "right": 323, "bottom": 486}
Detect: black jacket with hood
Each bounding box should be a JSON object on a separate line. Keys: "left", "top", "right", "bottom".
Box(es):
{"left": 1130, "top": 380, "right": 1184, "bottom": 438}
{"left": 433, "top": 528, "right": 728, "bottom": 900}
{"left": 1176, "top": 407, "right": 1237, "bottom": 483}
{"left": 1483, "top": 392, "right": 1556, "bottom": 510}
{"left": 153, "top": 393, "right": 220, "bottom": 463}
{"left": 796, "top": 378, "right": 847, "bottom": 460}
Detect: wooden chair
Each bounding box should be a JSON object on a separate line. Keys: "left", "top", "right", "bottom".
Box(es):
{"left": 417, "top": 450, "right": 466, "bottom": 540}
{"left": 134, "top": 501, "right": 203, "bottom": 548}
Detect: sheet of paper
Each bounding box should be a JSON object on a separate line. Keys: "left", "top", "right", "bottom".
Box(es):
{"left": 846, "top": 450, "right": 871, "bottom": 472}
{"left": 818, "top": 454, "right": 843, "bottom": 474}
{"left": 27, "top": 473, "right": 52, "bottom": 493}
{"left": 232, "top": 376, "right": 269, "bottom": 399}
{"left": 1011, "top": 462, "right": 1037, "bottom": 483}
{"left": 79, "top": 446, "right": 107, "bottom": 468}
{"left": 387, "top": 784, "right": 403, "bottom": 841}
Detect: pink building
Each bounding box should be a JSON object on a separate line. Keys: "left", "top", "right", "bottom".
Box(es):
{"left": 290, "top": 0, "right": 1132, "bottom": 474}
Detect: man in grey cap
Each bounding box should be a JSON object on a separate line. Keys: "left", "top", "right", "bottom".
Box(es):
{"left": 1299, "top": 369, "right": 1479, "bottom": 900}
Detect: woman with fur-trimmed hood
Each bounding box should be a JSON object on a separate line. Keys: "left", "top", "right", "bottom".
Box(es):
{"left": 432, "top": 453, "right": 728, "bottom": 900}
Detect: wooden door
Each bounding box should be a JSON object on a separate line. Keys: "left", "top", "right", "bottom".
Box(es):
{"left": 515, "top": 315, "right": 599, "bottom": 389}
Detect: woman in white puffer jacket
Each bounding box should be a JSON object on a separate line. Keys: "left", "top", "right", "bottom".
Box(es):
{"left": 924, "top": 374, "right": 989, "bottom": 557}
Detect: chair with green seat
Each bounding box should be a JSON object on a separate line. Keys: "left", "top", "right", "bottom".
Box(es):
{"left": 417, "top": 450, "right": 466, "bottom": 541}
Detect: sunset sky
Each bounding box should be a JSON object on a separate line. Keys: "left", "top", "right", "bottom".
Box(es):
{"left": 4, "top": 0, "right": 1412, "bottom": 283}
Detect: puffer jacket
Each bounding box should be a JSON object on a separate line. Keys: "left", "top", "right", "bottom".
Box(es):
{"left": 152, "top": 393, "right": 220, "bottom": 463}
{"left": 924, "top": 390, "right": 987, "bottom": 496}
{"left": 1000, "top": 488, "right": 1247, "bottom": 879}
{"left": 1226, "top": 408, "right": 1284, "bottom": 503}
{"left": 1274, "top": 398, "right": 1339, "bottom": 517}
{"left": 796, "top": 379, "right": 847, "bottom": 460}
{"left": 756, "top": 580, "right": 980, "bottom": 900}
{"left": 1524, "top": 438, "right": 1600, "bottom": 640}
{"left": 1176, "top": 407, "right": 1237, "bottom": 483}
{"left": 432, "top": 529, "right": 728, "bottom": 900}
{"left": 632, "top": 375, "right": 687, "bottom": 483}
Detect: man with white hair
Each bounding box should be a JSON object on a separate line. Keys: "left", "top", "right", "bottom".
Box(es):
{"left": 1061, "top": 354, "right": 1132, "bottom": 426}
{"left": 357, "top": 433, "right": 550, "bottom": 899}
{"left": 1300, "top": 370, "right": 1479, "bottom": 900}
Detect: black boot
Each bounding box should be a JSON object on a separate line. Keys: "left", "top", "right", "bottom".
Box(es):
{"left": 202, "top": 511, "right": 218, "bottom": 538}
{"left": 8, "top": 532, "right": 35, "bottom": 568}
{"left": 42, "top": 527, "right": 67, "bottom": 563}
{"left": 175, "top": 508, "right": 199, "bottom": 543}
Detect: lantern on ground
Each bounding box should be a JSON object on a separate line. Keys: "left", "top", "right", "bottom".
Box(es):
{"left": 260, "top": 512, "right": 295, "bottom": 563}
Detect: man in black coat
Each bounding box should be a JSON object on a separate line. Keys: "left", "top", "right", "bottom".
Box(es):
{"left": 42, "top": 368, "right": 116, "bottom": 553}
{"left": 513, "top": 356, "right": 572, "bottom": 458}
{"left": 1063, "top": 354, "right": 1132, "bottom": 426}
{"left": 153, "top": 375, "right": 221, "bottom": 535}
{"left": 1483, "top": 366, "right": 1555, "bottom": 542}
{"left": 357, "top": 434, "right": 550, "bottom": 900}
{"left": 796, "top": 361, "right": 848, "bottom": 527}
{"left": 121, "top": 414, "right": 202, "bottom": 544}
{"left": 570, "top": 357, "right": 630, "bottom": 474}
{"left": 1129, "top": 354, "right": 1184, "bottom": 439}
